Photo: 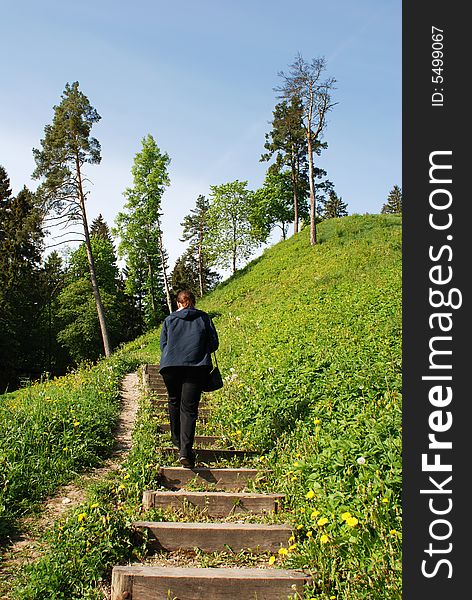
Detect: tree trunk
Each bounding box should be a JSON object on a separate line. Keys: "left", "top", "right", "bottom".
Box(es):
{"left": 198, "top": 227, "right": 204, "bottom": 297}
{"left": 76, "top": 160, "right": 112, "bottom": 357}
{"left": 291, "top": 145, "right": 299, "bottom": 234}
{"left": 147, "top": 259, "right": 157, "bottom": 314}
{"left": 156, "top": 220, "right": 173, "bottom": 313}
{"left": 306, "top": 97, "right": 317, "bottom": 245}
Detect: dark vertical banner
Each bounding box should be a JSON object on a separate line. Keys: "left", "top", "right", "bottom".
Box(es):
{"left": 403, "top": 2, "right": 467, "bottom": 598}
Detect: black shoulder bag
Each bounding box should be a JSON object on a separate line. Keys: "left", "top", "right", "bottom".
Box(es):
{"left": 202, "top": 353, "right": 223, "bottom": 392}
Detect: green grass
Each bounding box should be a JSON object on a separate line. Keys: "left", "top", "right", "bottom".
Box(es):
{"left": 2, "top": 214, "right": 402, "bottom": 599}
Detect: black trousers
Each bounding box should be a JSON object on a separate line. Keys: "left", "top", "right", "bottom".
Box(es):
{"left": 160, "top": 366, "right": 209, "bottom": 458}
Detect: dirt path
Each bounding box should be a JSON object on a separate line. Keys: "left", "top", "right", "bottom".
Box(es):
{"left": 0, "top": 371, "right": 141, "bottom": 599}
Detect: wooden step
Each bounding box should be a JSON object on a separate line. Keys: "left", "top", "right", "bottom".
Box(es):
{"left": 154, "top": 407, "right": 211, "bottom": 417}
{"left": 152, "top": 399, "right": 209, "bottom": 409}
{"left": 132, "top": 521, "right": 293, "bottom": 553}
{"left": 159, "top": 467, "right": 259, "bottom": 491}
{"left": 157, "top": 423, "right": 210, "bottom": 434}
{"left": 162, "top": 448, "right": 258, "bottom": 463}
{"left": 155, "top": 413, "right": 209, "bottom": 425}
{"left": 194, "top": 435, "right": 222, "bottom": 445}
{"left": 142, "top": 490, "right": 284, "bottom": 517}
{"left": 156, "top": 432, "right": 222, "bottom": 446}
{"left": 144, "top": 364, "right": 161, "bottom": 373}
{"left": 111, "top": 565, "right": 311, "bottom": 600}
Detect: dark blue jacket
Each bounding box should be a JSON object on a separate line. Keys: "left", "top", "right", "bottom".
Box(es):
{"left": 159, "top": 307, "right": 219, "bottom": 371}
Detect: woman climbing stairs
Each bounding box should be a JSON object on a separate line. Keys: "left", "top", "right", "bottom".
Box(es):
{"left": 110, "top": 365, "right": 311, "bottom": 599}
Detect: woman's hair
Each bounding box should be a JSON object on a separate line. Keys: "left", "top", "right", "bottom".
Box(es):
{"left": 176, "top": 289, "right": 196, "bottom": 308}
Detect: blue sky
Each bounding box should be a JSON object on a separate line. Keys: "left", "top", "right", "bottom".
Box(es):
{"left": 1, "top": 0, "right": 401, "bottom": 272}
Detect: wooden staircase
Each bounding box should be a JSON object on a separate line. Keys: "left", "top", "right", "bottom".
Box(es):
{"left": 110, "top": 365, "right": 311, "bottom": 599}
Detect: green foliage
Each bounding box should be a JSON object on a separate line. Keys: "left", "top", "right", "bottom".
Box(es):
{"left": 252, "top": 169, "right": 296, "bottom": 240}
{"left": 179, "top": 194, "right": 220, "bottom": 297}
{"left": 56, "top": 236, "right": 136, "bottom": 363}
{"left": 0, "top": 352, "right": 142, "bottom": 537}
{"left": 381, "top": 185, "right": 402, "bottom": 214}
{"left": 197, "top": 214, "right": 402, "bottom": 598}
{"left": 321, "top": 190, "right": 349, "bottom": 220}
{"left": 207, "top": 180, "right": 262, "bottom": 274}
{"left": 0, "top": 179, "right": 45, "bottom": 390}
{"left": 32, "top": 81, "right": 101, "bottom": 203}
{"left": 114, "top": 134, "right": 171, "bottom": 327}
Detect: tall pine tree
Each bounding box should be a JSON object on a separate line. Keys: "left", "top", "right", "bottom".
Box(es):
{"left": 33, "top": 81, "right": 111, "bottom": 357}
{"left": 381, "top": 185, "right": 402, "bottom": 214}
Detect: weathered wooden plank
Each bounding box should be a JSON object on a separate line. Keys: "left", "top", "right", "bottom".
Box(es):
{"left": 193, "top": 435, "right": 221, "bottom": 445}
{"left": 159, "top": 467, "right": 259, "bottom": 491}
{"left": 111, "top": 565, "right": 311, "bottom": 600}
{"left": 161, "top": 447, "right": 258, "bottom": 463}
{"left": 152, "top": 399, "right": 209, "bottom": 410}
{"left": 132, "top": 521, "right": 293, "bottom": 553}
{"left": 142, "top": 490, "right": 284, "bottom": 517}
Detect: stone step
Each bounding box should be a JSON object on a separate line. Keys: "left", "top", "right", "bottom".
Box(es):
{"left": 162, "top": 447, "right": 258, "bottom": 463}
{"left": 111, "top": 565, "right": 311, "bottom": 600}
{"left": 159, "top": 467, "right": 260, "bottom": 491}
{"left": 142, "top": 490, "right": 284, "bottom": 517}
{"left": 132, "top": 521, "right": 293, "bottom": 553}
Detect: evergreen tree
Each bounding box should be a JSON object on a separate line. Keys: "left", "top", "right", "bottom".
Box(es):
{"left": 90, "top": 213, "right": 114, "bottom": 244}
{"left": 0, "top": 182, "right": 44, "bottom": 389}
{"left": 114, "top": 134, "right": 172, "bottom": 327}
{"left": 38, "top": 251, "right": 69, "bottom": 374}
{"left": 381, "top": 185, "right": 402, "bottom": 214}
{"left": 321, "top": 191, "right": 349, "bottom": 219}
{"left": 180, "top": 195, "right": 217, "bottom": 297}
{"left": 261, "top": 97, "right": 309, "bottom": 234}
{"left": 276, "top": 54, "right": 337, "bottom": 244}
{"left": 32, "top": 81, "right": 111, "bottom": 357}
{"left": 171, "top": 248, "right": 220, "bottom": 299}
{"left": 56, "top": 236, "right": 135, "bottom": 363}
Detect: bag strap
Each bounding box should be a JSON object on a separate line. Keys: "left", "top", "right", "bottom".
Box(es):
{"left": 212, "top": 352, "right": 218, "bottom": 368}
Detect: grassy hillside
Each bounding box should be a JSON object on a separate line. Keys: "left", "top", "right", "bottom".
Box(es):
{"left": 1, "top": 214, "right": 402, "bottom": 599}
{"left": 197, "top": 213, "right": 403, "bottom": 597}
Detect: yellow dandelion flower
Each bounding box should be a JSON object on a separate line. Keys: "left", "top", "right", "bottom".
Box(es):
{"left": 236, "top": 430, "right": 242, "bottom": 435}
{"left": 90, "top": 503, "right": 99, "bottom": 509}
{"left": 390, "top": 529, "right": 398, "bottom": 536}
{"left": 381, "top": 497, "right": 389, "bottom": 503}
{"left": 291, "top": 476, "right": 297, "bottom": 481}
{"left": 330, "top": 596, "right": 336, "bottom": 599}
{"left": 73, "top": 421, "right": 80, "bottom": 427}
{"left": 305, "top": 490, "right": 315, "bottom": 499}
{"left": 268, "top": 556, "right": 276, "bottom": 565}
{"left": 341, "top": 511, "right": 352, "bottom": 521}
{"left": 77, "top": 513, "right": 87, "bottom": 522}
{"left": 306, "top": 531, "right": 313, "bottom": 538}
{"left": 317, "top": 517, "right": 329, "bottom": 526}
{"left": 278, "top": 547, "right": 288, "bottom": 556}
{"left": 346, "top": 516, "right": 359, "bottom": 527}
{"left": 311, "top": 509, "right": 320, "bottom": 519}
{"left": 288, "top": 535, "right": 295, "bottom": 543}
{"left": 320, "top": 534, "right": 330, "bottom": 544}
{"left": 314, "top": 419, "right": 321, "bottom": 425}
{"left": 289, "top": 544, "right": 297, "bottom": 551}
{"left": 294, "top": 461, "right": 300, "bottom": 467}
{"left": 296, "top": 524, "right": 303, "bottom": 530}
